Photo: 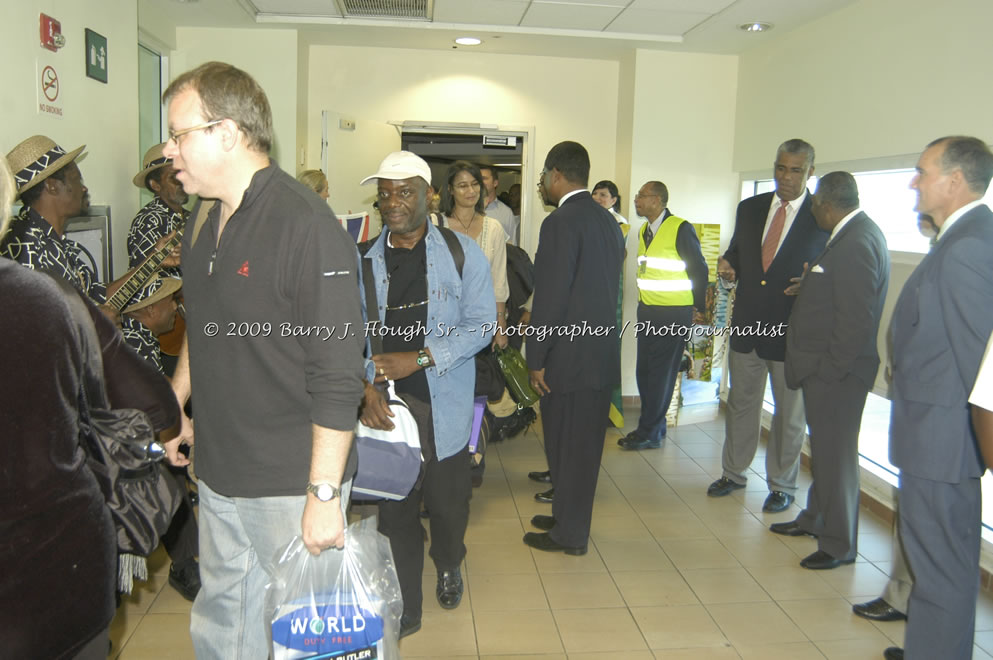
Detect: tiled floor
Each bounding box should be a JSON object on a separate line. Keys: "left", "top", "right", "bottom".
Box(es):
{"left": 109, "top": 404, "right": 993, "bottom": 659}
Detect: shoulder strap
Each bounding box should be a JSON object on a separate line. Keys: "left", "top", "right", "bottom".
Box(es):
{"left": 436, "top": 226, "right": 464, "bottom": 279}
{"left": 360, "top": 256, "right": 383, "bottom": 356}
{"left": 189, "top": 197, "right": 217, "bottom": 249}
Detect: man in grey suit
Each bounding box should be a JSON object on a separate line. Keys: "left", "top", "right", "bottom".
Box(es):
{"left": 770, "top": 172, "right": 890, "bottom": 570}
{"left": 885, "top": 136, "right": 993, "bottom": 660}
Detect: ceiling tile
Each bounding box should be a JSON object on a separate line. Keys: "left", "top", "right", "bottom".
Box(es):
{"left": 521, "top": 2, "right": 625, "bottom": 30}
{"left": 629, "top": 0, "right": 735, "bottom": 12}
{"left": 535, "top": 0, "right": 630, "bottom": 6}
{"left": 434, "top": 0, "right": 530, "bottom": 25}
{"left": 251, "top": 0, "right": 342, "bottom": 17}
{"left": 607, "top": 8, "right": 711, "bottom": 35}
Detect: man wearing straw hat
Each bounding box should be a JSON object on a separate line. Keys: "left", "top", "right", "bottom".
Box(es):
{"left": 121, "top": 274, "right": 202, "bottom": 602}
{"left": 128, "top": 142, "right": 188, "bottom": 278}
{"left": 0, "top": 135, "right": 176, "bottom": 310}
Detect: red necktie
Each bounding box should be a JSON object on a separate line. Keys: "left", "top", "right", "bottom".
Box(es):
{"left": 761, "top": 199, "right": 788, "bottom": 271}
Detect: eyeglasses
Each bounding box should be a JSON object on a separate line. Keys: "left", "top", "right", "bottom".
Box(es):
{"left": 167, "top": 119, "right": 223, "bottom": 144}
{"left": 634, "top": 192, "right": 659, "bottom": 200}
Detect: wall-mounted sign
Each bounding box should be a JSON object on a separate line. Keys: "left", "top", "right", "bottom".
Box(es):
{"left": 85, "top": 29, "right": 107, "bottom": 83}
{"left": 40, "top": 13, "right": 64, "bottom": 52}
{"left": 37, "top": 58, "right": 63, "bottom": 118}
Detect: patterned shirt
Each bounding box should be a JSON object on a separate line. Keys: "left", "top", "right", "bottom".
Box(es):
{"left": 127, "top": 196, "right": 186, "bottom": 279}
{"left": 121, "top": 316, "right": 163, "bottom": 374}
{"left": 0, "top": 206, "right": 107, "bottom": 302}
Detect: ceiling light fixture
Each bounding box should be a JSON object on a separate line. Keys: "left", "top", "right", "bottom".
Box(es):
{"left": 454, "top": 37, "right": 482, "bottom": 46}
{"left": 739, "top": 22, "right": 772, "bottom": 33}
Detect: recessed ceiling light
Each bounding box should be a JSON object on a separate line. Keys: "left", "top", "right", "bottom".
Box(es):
{"left": 739, "top": 22, "right": 772, "bottom": 33}
{"left": 454, "top": 37, "right": 482, "bottom": 46}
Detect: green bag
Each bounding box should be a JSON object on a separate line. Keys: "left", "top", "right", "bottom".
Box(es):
{"left": 494, "top": 345, "right": 540, "bottom": 408}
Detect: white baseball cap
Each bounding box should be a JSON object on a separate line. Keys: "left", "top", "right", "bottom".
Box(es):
{"left": 359, "top": 151, "right": 432, "bottom": 186}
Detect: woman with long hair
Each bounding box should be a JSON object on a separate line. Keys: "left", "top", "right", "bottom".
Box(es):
{"left": 439, "top": 161, "right": 509, "bottom": 348}
{"left": 592, "top": 179, "right": 629, "bottom": 238}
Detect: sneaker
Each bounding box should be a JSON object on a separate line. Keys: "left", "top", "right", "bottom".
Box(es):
{"left": 168, "top": 559, "right": 201, "bottom": 602}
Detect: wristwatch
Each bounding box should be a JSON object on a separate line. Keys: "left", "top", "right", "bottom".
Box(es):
{"left": 416, "top": 348, "right": 432, "bottom": 368}
{"left": 306, "top": 482, "right": 340, "bottom": 502}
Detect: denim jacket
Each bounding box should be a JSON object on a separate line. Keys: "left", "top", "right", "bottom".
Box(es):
{"left": 361, "top": 223, "right": 495, "bottom": 460}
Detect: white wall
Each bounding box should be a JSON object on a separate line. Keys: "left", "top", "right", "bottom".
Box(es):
{"left": 304, "top": 44, "right": 620, "bottom": 255}
{"left": 623, "top": 49, "right": 739, "bottom": 396}
{"left": 1, "top": 0, "right": 140, "bottom": 278}
{"left": 171, "top": 27, "right": 298, "bottom": 176}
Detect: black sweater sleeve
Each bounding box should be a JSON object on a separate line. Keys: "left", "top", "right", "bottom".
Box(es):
{"left": 676, "top": 221, "right": 709, "bottom": 311}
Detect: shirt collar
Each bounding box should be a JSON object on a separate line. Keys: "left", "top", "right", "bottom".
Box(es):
{"left": 775, "top": 189, "right": 807, "bottom": 213}
{"left": 558, "top": 189, "right": 585, "bottom": 206}
{"left": 829, "top": 208, "right": 861, "bottom": 243}
{"left": 936, "top": 199, "right": 984, "bottom": 241}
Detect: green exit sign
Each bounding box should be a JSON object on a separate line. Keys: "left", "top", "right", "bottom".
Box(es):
{"left": 85, "top": 29, "right": 107, "bottom": 83}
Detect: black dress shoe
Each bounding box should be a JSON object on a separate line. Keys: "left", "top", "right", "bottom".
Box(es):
{"left": 528, "top": 469, "right": 552, "bottom": 483}
{"left": 852, "top": 597, "right": 906, "bottom": 622}
{"left": 769, "top": 520, "right": 816, "bottom": 538}
{"left": 522, "top": 531, "right": 587, "bottom": 555}
{"left": 436, "top": 568, "right": 463, "bottom": 609}
{"left": 617, "top": 432, "right": 662, "bottom": 450}
{"left": 168, "top": 558, "right": 202, "bottom": 602}
{"left": 762, "top": 490, "right": 794, "bottom": 512}
{"left": 531, "top": 514, "right": 556, "bottom": 530}
{"left": 534, "top": 488, "right": 554, "bottom": 503}
{"left": 799, "top": 550, "right": 855, "bottom": 570}
{"left": 883, "top": 647, "right": 904, "bottom": 660}
{"left": 707, "top": 476, "right": 745, "bottom": 497}
{"left": 399, "top": 612, "right": 421, "bottom": 638}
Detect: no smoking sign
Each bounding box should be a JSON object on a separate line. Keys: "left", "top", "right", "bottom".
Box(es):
{"left": 37, "top": 59, "right": 64, "bottom": 118}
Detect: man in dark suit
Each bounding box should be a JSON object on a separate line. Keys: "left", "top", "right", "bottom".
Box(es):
{"left": 524, "top": 141, "right": 624, "bottom": 555}
{"left": 771, "top": 172, "right": 890, "bottom": 570}
{"left": 708, "top": 139, "right": 829, "bottom": 513}
{"left": 885, "top": 136, "right": 993, "bottom": 660}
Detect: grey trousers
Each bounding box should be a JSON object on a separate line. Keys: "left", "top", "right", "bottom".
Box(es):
{"left": 721, "top": 348, "right": 807, "bottom": 494}
{"left": 881, "top": 506, "right": 913, "bottom": 613}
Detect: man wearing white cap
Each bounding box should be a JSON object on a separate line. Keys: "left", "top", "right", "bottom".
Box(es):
{"left": 128, "top": 142, "right": 188, "bottom": 279}
{"left": 160, "top": 62, "right": 365, "bottom": 659}
{"left": 358, "top": 151, "right": 494, "bottom": 637}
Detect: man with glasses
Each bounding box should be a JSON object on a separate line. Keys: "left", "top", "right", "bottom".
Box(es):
{"left": 618, "top": 181, "right": 708, "bottom": 452}
{"left": 159, "top": 62, "right": 365, "bottom": 659}
{"left": 707, "top": 139, "right": 828, "bottom": 513}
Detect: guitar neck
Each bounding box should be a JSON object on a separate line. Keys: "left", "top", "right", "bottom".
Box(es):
{"left": 107, "top": 228, "right": 184, "bottom": 312}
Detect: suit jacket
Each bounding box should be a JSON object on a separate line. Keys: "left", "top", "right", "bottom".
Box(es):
{"left": 889, "top": 203, "right": 993, "bottom": 482}
{"left": 527, "top": 191, "right": 625, "bottom": 394}
{"left": 785, "top": 212, "right": 890, "bottom": 390}
{"left": 723, "top": 191, "right": 829, "bottom": 361}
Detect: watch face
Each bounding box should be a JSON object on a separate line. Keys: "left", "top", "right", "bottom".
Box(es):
{"left": 315, "top": 483, "right": 336, "bottom": 501}
{"left": 417, "top": 355, "right": 429, "bottom": 366}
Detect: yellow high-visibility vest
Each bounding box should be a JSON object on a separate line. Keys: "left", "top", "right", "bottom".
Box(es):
{"left": 636, "top": 215, "right": 693, "bottom": 306}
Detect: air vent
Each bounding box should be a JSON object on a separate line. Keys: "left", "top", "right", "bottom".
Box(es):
{"left": 338, "top": 0, "right": 431, "bottom": 20}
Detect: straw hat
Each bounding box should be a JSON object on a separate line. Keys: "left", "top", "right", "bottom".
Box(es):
{"left": 123, "top": 275, "right": 182, "bottom": 314}
{"left": 6, "top": 135, "right": 85, "bottom": 199}
{"left": 133, "top": 143, "right": 171, "bottom": 188}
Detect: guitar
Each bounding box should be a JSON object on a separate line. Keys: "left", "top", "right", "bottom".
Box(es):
{"left": 105, "top": 226, "right": 184, "bottom": 314}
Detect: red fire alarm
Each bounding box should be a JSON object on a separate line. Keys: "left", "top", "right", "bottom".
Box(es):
{"left": 40, "top": 13, "right": 65, "bottom": 52}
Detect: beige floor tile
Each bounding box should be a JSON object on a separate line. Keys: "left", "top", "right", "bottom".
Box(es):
{"left": 975, "top": 644, "right": 993, "bottom": 660}
{"left": 120, "top": 574, "right": 169, "bottom": 616}
{"left": 854, "top": 533, "right": 894, "bottom": 563}
{"left": 464, "top": 517, "right": 525, "bottom": 545}
{"left": 479, "top": 655, "right": 565, "bottom": 660}
{"left": 594, "top": 538, "right": 675, "bottom": 572}
{"left": 554, "top": 607, "right": 648, "bottom": 653}
{"left": 701, "top": 513, "right": 777, "bottom": 540}
{"left": 815, "top": 634, "right": 901, "bottom": 659}
{"left": 677, "top": 443, "right": 725, "bottom": 459}
{"left": 600, "top": 455, "right": 665, "bottom": 477}
{"left": 705, "top": 602, "right": 806, "bottom": 647}
{"left": 148, "top": 580, "right": 196, "bottom": 614}
{"left": 530, "top": 544, "right": 608, "bottom": 574}
{"left": 118, "top": 613, "right": 195, "bottom": 659}
{"left": 540, "top": 571, "right": 625, "bottom": 609}
{"left": 146, "top": 545, "right": 171, "bottom": 576}
{"left": 612, "top": 570, "right": 700, "bottom": 608}
{"left": 680, "top": 567, "right": 770, "bottom": 604}
{"left": 589, "top": 514, "right": 655, "bottom": 543}
{"left": 815, "top": 561, "right": 891, "bottom": 599}
{"left": 465, "top": 541, "right": 538, "bottom": 575}
{"left": 399, "top": 610, "right": 478, "bottom": 657}
{"left": 870, "top": 618, "right": 905, "bottom": 646}
{"left": 469, "top": 572, "right": 549, "bottom": 611}
{"left": 592, "top": 497, "right": 638, "bottom": 517}
{"left": 722, "top": 533, "right": 804, "bottom": 567}
{"left": 976, "top": 630, "right": 993, "bottom": 655}
{"left": 639, "top": 512, "right": 715, "bottom": 541}
{"left": 745, "top": 565, "right": 840, "bottom": 601}
{"left": 629, "top": 605, "right": 727, "bottom": 650}
{"left": 475, "top": 609, "right": 563, "bottom": 655}
{"left": 734, "top": 642, "right": 826, "bottom": 659}
{"left": 977, "top": 593, "right": 993, "bottom": 631}
{"left": 107, "top": 608, "right": 143, "bottom": 658}
{"left": 468, "top": 494, "right": 522, "bottom": 520}
{"left": 651, "top": 647, "right": 740, "bottom": 659}
{"left": 643, "top": 457, "right": 708, "bottom": 477}
{"left": 572, "top": 652, "right": 655, "bottom": 659}
{"left": 779, "top": 597, "right": 887, "bottom": 641}
{"left": 657, "top": 539, "right": 740, "bottom": 570}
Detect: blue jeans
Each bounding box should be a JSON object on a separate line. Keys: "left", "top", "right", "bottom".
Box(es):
{"left": 191, "top": 479, "right": 351, "bottom": 660}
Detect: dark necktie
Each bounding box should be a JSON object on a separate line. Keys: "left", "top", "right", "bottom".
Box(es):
{"left": 644, "top": 224, "right": 654, "bottom": 247}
